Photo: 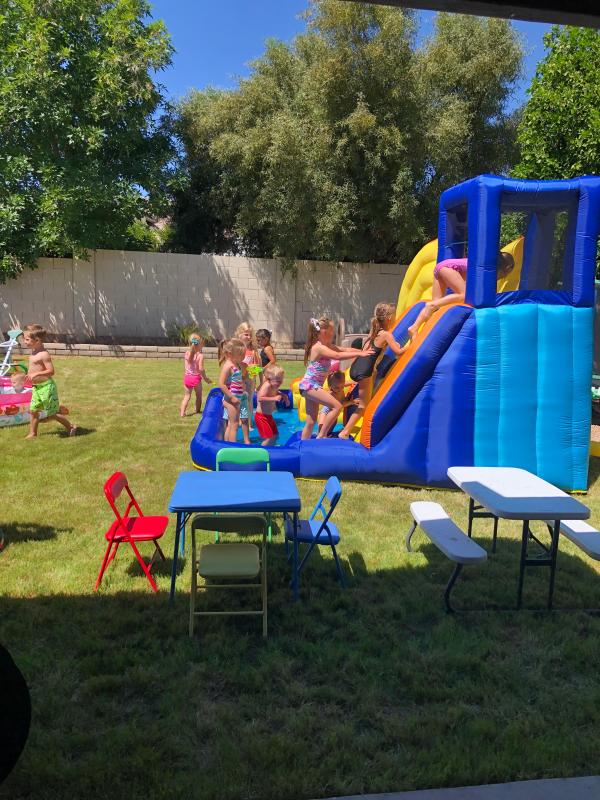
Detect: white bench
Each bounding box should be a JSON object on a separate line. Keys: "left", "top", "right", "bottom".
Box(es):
{"left": 407, "top": 501, "right": 487, "bottom": 611}
{"left": 559, "top": 520, "right": 600, "bottom": 561}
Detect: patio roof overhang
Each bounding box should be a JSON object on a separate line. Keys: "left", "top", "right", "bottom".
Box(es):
{"left": 349, "top": 1, "right": 599, "bottom": 28}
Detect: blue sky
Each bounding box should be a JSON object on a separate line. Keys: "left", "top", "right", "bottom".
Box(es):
{"left": 149, "top": 1, "right": 551, "bottom": 111}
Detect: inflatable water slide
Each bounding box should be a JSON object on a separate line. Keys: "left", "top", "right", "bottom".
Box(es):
{"left": 191, "top": 174, "right": 600, "bottom": 491}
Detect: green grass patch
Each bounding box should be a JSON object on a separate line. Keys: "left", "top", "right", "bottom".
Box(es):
{"left": 2, "top": 357, "right": 600, "bottom": 799}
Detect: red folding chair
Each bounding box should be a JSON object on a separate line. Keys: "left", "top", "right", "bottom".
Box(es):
{"left": 95, "top": 472, "right": 168, "bottom": 593}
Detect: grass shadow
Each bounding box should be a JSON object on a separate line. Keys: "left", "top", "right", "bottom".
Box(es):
{"left": 3, "top": 530, "right": 600, "bottom": 800}
{"left": 126, "top": 555, "right": 186, "bottom": 579}
{"left": 0, "top": 521, "right": 71, "bottom": 550}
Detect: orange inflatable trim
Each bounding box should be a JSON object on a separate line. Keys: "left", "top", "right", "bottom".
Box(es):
{"left": 360, "top": 301, "right": 469, "bottom": 448}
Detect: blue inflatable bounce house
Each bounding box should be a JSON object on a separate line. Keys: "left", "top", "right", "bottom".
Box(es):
{"left": 191, "top": 174, "right": 600, "bottom": 491}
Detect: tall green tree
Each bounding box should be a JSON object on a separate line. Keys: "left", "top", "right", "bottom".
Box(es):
{"left": 514, "top": 26, "right": 600, "bottom": 180}
{"left": 170, "top": 1, "right": 523, "bottom": 265}
{"left": 0, "top": 0, "right": 174, "bottom": 281}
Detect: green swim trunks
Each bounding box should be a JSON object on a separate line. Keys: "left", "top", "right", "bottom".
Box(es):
{"left": 30, "top": 378, "right": 60, "bottom": 416}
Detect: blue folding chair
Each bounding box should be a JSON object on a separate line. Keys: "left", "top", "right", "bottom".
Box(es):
{"left": 284, "top": 476, "right": 346, "bottom": 589}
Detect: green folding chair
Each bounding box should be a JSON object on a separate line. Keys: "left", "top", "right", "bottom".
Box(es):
{"left": 215, "top": 448, "right": 273, "bottom": 541}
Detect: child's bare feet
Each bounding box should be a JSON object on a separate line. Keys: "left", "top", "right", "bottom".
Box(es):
{"left": 25, "top": 433, "right": 37, "bottom": 439}
{"left": 69, "top": 426, "right": 78, "bottom": 437}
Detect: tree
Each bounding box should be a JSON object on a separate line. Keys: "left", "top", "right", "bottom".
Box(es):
{"left": 0, "top": 0, "right": 174, "bottom": 281}
{"left": 514, "top": 26, "right": 600, "bottom": 180}
{"left": 169, "top": 1, "right": 523, "bottom": 265}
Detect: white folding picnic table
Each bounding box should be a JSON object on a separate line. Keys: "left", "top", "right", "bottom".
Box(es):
{"left": 447, "top": 467, "right": 590, "bottom": 609}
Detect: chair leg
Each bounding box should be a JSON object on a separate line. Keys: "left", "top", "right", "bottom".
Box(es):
{"left": 406, "top": 521, "right": 417, "bottom": 552}
{"left": 443, "top": 563, "right": 463, "bottom": 613}
{"left": 94, "top": 541, "right": 114, "bottom": 591}
{"left": 106, "top": 541, "right": 119, "bottom": 566}
{"left": 155, "top": 541, "right": 166, "bottom": 561}
{"left": 261, "top": 532, "right": 268, "bottom": 638}
{"left": 330, "top": 544, "right": 346, "bottom": 588}
{"left": 189, "top": 531, "right": 197, "bottom": 637}
{"left": 129, "top": 540, "right": 158, "bottom": 592}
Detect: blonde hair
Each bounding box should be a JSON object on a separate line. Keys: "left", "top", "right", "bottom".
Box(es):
{"left": 264, "top": 364, "right": 284, "bottom": 382}
{"left": 218, "top": 339, "right": 230, "bottom": 365}
{"left": 304, "top": 316, "right": 332, "bottom": 365}
{"left": 219, "top": 337, "right": 245, "bottom": 365}
{"left": 235, "top": 322, "right": 254, "bottom": 342}
{"left": 188, "top": 331, "right": 203, "bottom": 346}
{"left": 368, "top": 303, "right": 395, "bottom": 343}
{"left": 24, "top": 323, "right": 46, "bottom": 341}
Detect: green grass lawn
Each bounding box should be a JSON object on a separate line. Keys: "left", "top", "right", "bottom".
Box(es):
{"left": 3, "top": 356, "right": 600, "bottom": 800}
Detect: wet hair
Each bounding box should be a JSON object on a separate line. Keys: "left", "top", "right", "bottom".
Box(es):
{"left": 497, "top": 252, "right": 515, "bottom": 276}
{"left": 188, "top": 331, "right": 203, "bottom": 346}
{"left": 368, "top": 303, "right": 395, "bottom": 343}
{"left": 222, "top": 337, "right": 245, "bottom": 364}
{"left": 24, "top": 324, "right": 46, "bottom": 342}
{"left": 264, "top": 364, "right": 284, "bottom": 382}
{"left": 256, "top": 328, "right": 272, "bottom": 343}
{"left": 304, "top": 316, "right": 333, "bottom": 365}
{"left": 327, "top": 370, "right": 345, "bottom": 389}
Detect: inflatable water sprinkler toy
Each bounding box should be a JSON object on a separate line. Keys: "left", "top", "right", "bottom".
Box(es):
{"left": 191, "top": 174, "right": 600, "bottom": 491}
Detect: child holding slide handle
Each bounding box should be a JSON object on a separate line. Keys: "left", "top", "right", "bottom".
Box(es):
{"left": 299, "top": 316, "right": 373, "bottom": 441}
{"left": 338, "top": 303, "right": 409, "bottom": 439}
{"left": 407, "top": 252, "right": 514, "bottom": 340}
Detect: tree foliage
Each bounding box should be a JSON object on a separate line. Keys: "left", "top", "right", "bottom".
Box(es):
{"left": 170, "top": 2, "right": 523, "bottom": 264}
{"left": 514, "top": 26, "right": 600, "bottom": 180}
{"left": 0, "top": 0, "right": 174, "bottom": 281}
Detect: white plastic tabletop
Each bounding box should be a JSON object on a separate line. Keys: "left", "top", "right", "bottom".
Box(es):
{"left": 447, "top": 467, "right": 590, "bottom": 521}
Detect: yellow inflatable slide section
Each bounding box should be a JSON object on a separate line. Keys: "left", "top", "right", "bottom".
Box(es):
{"left": 396, "top": 236, "right": 524, "bottom": 318}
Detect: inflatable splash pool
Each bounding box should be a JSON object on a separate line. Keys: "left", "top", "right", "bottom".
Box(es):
{"left": 0, "top": 377, "right": 46, "bottom": 428}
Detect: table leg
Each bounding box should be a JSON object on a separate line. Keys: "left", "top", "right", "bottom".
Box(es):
{"left": 169, "top": 512, "right": 184, "bottom": 604}
{"left": 293, "top": 511, "right": 299, "bottom": 602}
{"left": 179, "top": 515, "right": 186, "bottom": 557}
{"left": 517, "top": 519, "right": 529, "bottom": 609}
{"left": 467, "top": 498, "right": 474, "bottom": 538}
{"left": 547, "top": 519, "right": 560, "bottom": 611}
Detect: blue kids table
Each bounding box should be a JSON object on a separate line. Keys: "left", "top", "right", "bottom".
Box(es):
{"left": 168, "top": 470, "right": 302, "bottom": 601}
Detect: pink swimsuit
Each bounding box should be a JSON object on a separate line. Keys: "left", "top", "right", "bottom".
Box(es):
{"left": 183, "top": 351, "right": 202, "bottom": 389}
{"left": 433, "top": 258, "right": 468, "bottom": 280}
{"left": 299, "top": 356, "right": 332, "bottom": 393}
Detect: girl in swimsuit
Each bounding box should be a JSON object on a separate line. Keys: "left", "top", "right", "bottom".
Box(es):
{"left": 218, "top": 338, "right": 250, "bottom": 444}
{"left": 299, "top": 316, "right": 373, "bottom": 440}
{"left": 256, "top": 329, "right": 276, "bottom": 368}
{"left": 339, "top": 303, "right": 409, "bottom": 439}
{"left": 407, "top": 252, "right": 515, "bottom": 340}
{"left": 235, "top": 322, "right": 260, "bottom": 429}
{"left": 180, "top": 332, "right": 212, "bottom": 417}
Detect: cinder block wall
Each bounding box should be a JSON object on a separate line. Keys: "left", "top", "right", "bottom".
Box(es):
{"left": 0, "top": 251, "right": 406, "bottom": 346}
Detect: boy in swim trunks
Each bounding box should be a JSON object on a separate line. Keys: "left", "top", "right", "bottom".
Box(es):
{"left": 255, "top": 365, "right": 289, "bottom": 446}
{"left": 23, "top": 324, "right": 77, "bottom": 439}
